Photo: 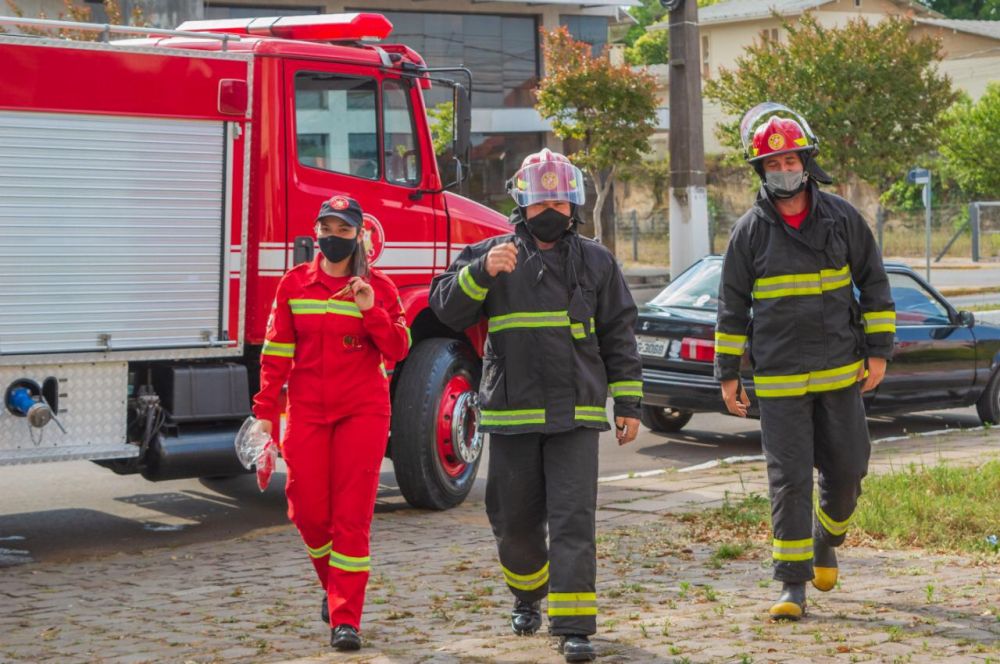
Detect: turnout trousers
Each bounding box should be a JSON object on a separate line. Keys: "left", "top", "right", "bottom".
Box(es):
{"left": 281, "top": 410, "right": 390, "bottom": 630}
{"left": 758, "top": 383, "right": 871, "bottom": 582}
{"left": 485, "top": 427, "right": 599, "bottom": 636}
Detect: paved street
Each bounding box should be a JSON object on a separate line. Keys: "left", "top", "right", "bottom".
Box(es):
{"left": 1, "top": 427, "right": 998, "bottom": 663}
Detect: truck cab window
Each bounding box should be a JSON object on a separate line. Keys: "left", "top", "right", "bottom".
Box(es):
{"left": 382, "top": 78, "right": 421, "bottom": 187}
{"left": 294, "top": 72, "right": 379, "bottom": 180}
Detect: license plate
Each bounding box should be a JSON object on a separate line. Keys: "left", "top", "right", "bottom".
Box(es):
{"left": 636, "top": 335, "right": 668, "bottom": 357}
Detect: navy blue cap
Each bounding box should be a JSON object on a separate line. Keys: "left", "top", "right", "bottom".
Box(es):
{"left": 316, "top": 195, "right": 363, "bottom": 227}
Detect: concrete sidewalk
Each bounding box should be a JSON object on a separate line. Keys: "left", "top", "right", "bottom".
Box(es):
{"left": 1, "top": 429, "right": 998, "bottom": 663}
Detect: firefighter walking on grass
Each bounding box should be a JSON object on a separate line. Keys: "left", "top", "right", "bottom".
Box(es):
{"left": 715, "top": 103, "right": 895, "bottom": 620}
{"left": 430, "top": 149, "right": 643, "bottom": 662}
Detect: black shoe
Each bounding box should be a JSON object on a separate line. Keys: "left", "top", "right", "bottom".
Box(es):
{"left": 768, "top": 582, "right": 806, "bottom": 621}
{"left": 559, "top": 635, "right": 596, "bottom": 662}
{"left": 330, "top": 624, "right": 361, "bottom": 651}
{"left": 321, "top": 595, "right": 329, "bottom": 624}
{"left": 511, "top": 599, "right": 542, "bottom": 636}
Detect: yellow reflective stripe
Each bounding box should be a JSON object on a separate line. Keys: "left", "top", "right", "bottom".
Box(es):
{"left": 570, "top": 322, "right": 586, "bottom": 339}
{"left": 400, "top": 323, "right": 413, "bottom": 349}
{"left": 380, "top": 362, "right": 388, "bottom": 378}
{"left": 458, "top": 265, "right": 488, "bottom": 302}
{"left": 328, "top": 549, "right": 371, "bottom": 572}
{"left": 863, "top": 310, "right": 896, "bottom": 334}
{"left": 289, "top": 298, "right": 363, "bottom": 318}
{"left": 306, "top": 541, "right": 332, "bottom": 559}
{"left": 488, "top": 311, "right": 570, "bottom": 333}
{"left": 609, "top": 380, "right": 643, "bottom": 398}
{"left": 772, "top": 538, "right": 813, "bottom": 562}
{"left": 753, "top": 265, "right": 852, "bottom": 300}
{"left": 262, "top": 340, "right": 295, "bottom": 358}
{"left": 814, "top": 494, "right": 852, "bottom": 537}
{"left": 502, "top": 562, "right": 549, "bottom": 591}
{"left": 574, "top": 406, "right": 607, "bottom": 422}
{"left": 548, "top": 592, "right": 597, "bottom": 616}
{"left": 714, "top": 331, "right": 747, "bottom": 356}
{"left": 481, "top": 409, "right": 546, "bottom": 426}
{"left": 754, "top": 360, "right": 862, "bottom": 398}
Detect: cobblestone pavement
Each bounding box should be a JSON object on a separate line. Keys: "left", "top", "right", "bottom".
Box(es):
{"left": 2, "top": 430, "right": 998, "bottom": 664}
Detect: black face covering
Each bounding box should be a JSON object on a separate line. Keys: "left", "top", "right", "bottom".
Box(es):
{"left": 318, "top": 235, "right": 357, "bottom": 263}
{"left": 525, "top": 207, "right": 571, "bottom": 243}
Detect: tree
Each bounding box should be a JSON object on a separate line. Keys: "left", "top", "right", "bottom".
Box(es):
{"left": 704, "top": 13, "right": 957, "bottom": 223}
{"left": 426, "top": 101, "right": 455, "bottom": 157}
{"left": 919, "top": 0, "right": 1000, "bottom": 19}
{"left": 939, "top": 84, "right": 1000, "bottom": 199}
{"left": 536, "top": 26, "right": 659, "bottom": 249}
{"left": 3, "top": 0, "right": 148, "bottom": 37}
{"left": 623, "top": 0, "right": 723, "bottom": 65}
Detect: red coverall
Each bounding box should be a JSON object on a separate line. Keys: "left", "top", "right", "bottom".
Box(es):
{"left": 253, "top": 257, "right": 410, "bottom": 629}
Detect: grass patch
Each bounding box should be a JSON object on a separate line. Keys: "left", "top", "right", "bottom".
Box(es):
{"left": 854, "top": 461, "right": 1000, "bottom": 554}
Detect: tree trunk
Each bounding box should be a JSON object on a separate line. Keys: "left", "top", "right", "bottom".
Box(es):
{"left": 590, "top": 166, "right": 617, "bottom": 252}
{"left": 875, "top": 202, "right": 886, "bottom": 252}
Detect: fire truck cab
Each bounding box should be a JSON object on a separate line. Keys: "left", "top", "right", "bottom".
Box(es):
{"left": 0, "top": 13, "right": 507, "bottom": 509}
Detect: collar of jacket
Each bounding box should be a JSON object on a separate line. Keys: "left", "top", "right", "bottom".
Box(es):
{"left": 753, "top": 180, "right": 833, "bottom": 252}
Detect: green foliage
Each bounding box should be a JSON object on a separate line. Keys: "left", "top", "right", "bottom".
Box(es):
{"left": 625, "top": 29, "right": 670, "bottom": 65}
{"left": 703, "top": 13, "right": 958, "bottom": 189}
{"left": 623, "top": 0, "right": 669, "bottom": 47}
{"left": 536, "top": 26, "right": 659, "bottom": 240}
{"left": 939, "top": 84, "right": 1000, "bottom": 199}
{"left": 426, "top": 101, "right": 454, "bottom": 158}
{"left": 920, "top": 0, "right": 1000, "bottom": 19}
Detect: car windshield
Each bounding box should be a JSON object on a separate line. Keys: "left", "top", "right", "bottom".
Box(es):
{"left": 648, "top": 259, "right": 722, "bottom": 310}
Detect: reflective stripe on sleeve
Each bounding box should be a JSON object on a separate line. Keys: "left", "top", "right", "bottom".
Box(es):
{"left": 262, "top": 340, "right": 295, "bottom": 358}
{"left": 714, "top": 332, "right": 747, "bottom": 356}
{"left": 609, "top": 380, "right": 643, "bottom": 398}
{"left": 458, "top": 265, "right": 488, "bottom": 302}
{"left": 863, "top": 310, "right": 896, "bottom": 334}
{"left": 548, "top": 592, "right": 597, "bottom": 616}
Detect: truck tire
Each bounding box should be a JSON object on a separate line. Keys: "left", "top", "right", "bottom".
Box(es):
{"left": 640, "top": 404, "right": 693, "bottom": 433}
{"left": 976, "top": 369, "right": 1000, "bottom": 425}
{"left": 391, "top": 338, "right": 483, "bottom": 510}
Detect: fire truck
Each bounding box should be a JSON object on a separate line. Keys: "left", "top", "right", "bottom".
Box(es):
{"left": 0, "top": 12, "right": 508, "bottom": 509}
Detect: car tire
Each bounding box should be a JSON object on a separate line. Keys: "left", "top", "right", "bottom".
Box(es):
{"left": 390, "top": 338, "right": 483, "bottom": 510}
{"left": 976, "top": 369, "right": 1000, "bottom": 425}
{"left": 640, "top": 405, "right": 693, "bottom": 432}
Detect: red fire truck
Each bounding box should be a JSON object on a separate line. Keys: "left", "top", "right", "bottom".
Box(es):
{"left": 0, "top": 13, "right": 507, "bottom": 509}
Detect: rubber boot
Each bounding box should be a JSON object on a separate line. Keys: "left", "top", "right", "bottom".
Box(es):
{"left": 812, "top": 536, "right": 838, "bottom": 592}
{"left": 768, "top": 582, "right": 806, "bottom": 621}
{"left": 331, "top": 624, "right": 361, "bottom": 651}
{"left": 321, "top": 595, "right": 329, "bottom": 624}
{"left": 559, "top": 635, "right": 596, "bottom": 662}
{"left": 510, "top": 599, "right": 542, "bottom": 636}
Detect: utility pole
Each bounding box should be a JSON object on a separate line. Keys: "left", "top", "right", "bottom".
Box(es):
{"left": 663, "top": 0, "right": 710, "bottom": 279}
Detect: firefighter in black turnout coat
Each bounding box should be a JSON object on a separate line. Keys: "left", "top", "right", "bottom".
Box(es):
{"left": 430, "top": 149, "right": 643, "bottom": 662}
{"left": 715, "top": 104, "right": 895, "bottom": 620}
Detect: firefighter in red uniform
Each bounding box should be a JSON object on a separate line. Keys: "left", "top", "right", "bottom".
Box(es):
{"left": 251, "top": 195, "right": 410, "bottom": 650}
{"left": 430, "top": 149, "right": 643, "bottom": 662}
{"left": 715, "top": 104, "right": 895, "bottom": 620}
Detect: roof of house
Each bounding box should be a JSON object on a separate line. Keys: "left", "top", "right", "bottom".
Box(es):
{"left": 649, "top": 0, "right": 939, "bottom": 29}
{"left": 914, "top": 18, "right": 1000, "bottom": 40}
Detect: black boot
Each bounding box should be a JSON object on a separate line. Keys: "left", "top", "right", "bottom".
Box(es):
{"left": 768, "top": 582, "right": 806, "bottom": 621}
{"left": 510, "top": 598, "right": 542, "bottom": 636}
{"left": 559, "top": 635, "right": 596, "bottom": 662}
{"left": 330, "top": 624, "right": 361, "bottom": 651}
{"left": 321, "top": 595, "right": 329, "bottom": 624}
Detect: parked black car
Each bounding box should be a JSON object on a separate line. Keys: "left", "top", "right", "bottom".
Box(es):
{"left": 637, "top": 256, "right": 1000, "bottom": 432}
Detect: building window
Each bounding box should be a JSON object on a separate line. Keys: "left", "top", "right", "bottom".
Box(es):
{"left": 203, "top": 4, "right": 321, "bottom": 19}
{"left": 372, "top": 10, "right": 539, "bottom": 109}
{"left": 701, "top": 35, "right": 710, "bottom": 79}
{"left": 760, "top": 28, "right": 779, "bottom": 43}
{"left": 559, "top": 15, "right": 610, "bottom": 58}
{"left": 294, "top": 72, "right": 379, "bottom": 180}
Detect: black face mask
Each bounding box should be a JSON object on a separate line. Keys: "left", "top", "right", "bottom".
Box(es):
{"left": 525, "top": 208, "right": 571, "bottom": 243}
{"left": 318, "top": 235, "right": 357, "bottom": 263}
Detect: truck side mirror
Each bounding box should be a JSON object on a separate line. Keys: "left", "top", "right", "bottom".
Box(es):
{"left": 453, "top": 83, "right": 471, "bottom": 182}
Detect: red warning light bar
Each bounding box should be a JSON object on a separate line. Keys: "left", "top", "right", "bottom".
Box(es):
{"left": 177, "top": 12, "right": 393, "bottom": 42}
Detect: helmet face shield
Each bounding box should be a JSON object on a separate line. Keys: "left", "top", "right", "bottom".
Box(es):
{"left": 509, "top": 160, "right": 586, "bottom": 207}
{"left": 739, "top": 102, "right": 818, "bottom": 163}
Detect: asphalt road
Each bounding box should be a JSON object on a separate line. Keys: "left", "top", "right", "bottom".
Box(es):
{"left": 0, "top": 404, "right": 983, "bottom": 568}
